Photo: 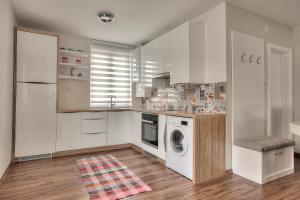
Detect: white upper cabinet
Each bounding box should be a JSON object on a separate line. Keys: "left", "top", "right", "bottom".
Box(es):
{"left": 140, "top": 21, "right": 206, "bottom": 85}
{"left": 131, "top": 47, "right": 141, "bottom": 83}
{"left": 170, "top": 21, "right": 205, "bottom": 85}
{"left": 153, "top": 33, "right": 171, "bottom": 74}
{"left": 169, "top": 22, "right": 191, "bottom": 84}
{"left": 141, "top": 41, "right": 154, "bottom": 87}
{"left": 17, "top": 30, "right": 57, "bottom": 83}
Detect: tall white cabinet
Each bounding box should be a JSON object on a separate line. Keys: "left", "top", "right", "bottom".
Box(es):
{"left": 16, "top": 83, "right": 57, "bottom": 157}
{"left": 15, "top": 29, "right": 58, "bottom": 158}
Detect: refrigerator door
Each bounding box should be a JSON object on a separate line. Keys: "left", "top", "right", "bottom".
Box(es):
{"left": 15, "top": 83, "right": 57, "bottom": 157}
{"left": 17, "top": 30, "right": 57, "bottom": 83}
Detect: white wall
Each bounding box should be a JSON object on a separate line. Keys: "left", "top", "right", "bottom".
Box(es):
{"left": 0, "top": 0, "right": 16, "bottom": 178}
{"left": 226, "top": 3, "right": 293, "bottom": 168}
{"left": 58, "top": 34, "right": 90, "bottom": 110}
{"left": 192, "top": 2, "right": 227, "bottom": 83}
{"left": 293, "top": 26, "right": 300, "bottom": 152}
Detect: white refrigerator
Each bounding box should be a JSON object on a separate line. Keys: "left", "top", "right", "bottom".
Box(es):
{"left": 15, "top": 30, "right": 58, "bottom": 158}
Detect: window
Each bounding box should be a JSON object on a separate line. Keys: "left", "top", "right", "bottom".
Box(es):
{"left": 90, "top": 41, "right": 132, "bottom": 108}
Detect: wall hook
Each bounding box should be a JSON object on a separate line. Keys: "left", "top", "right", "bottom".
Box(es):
{"left": 241, "top": 53, "right": 247, "bottom": 62}
{"left": 249, "top": 55, "right": 255, "bottom": 63}
{"left": 257, "top": 56, "right": 262, "bottom": 64}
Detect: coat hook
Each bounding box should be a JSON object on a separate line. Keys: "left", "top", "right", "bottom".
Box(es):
{"left": 249, "top": 55, "right": 255, "bottom": 63}
{"left": 257, "top": 56, "right": 262, "bottom": 64}
{"left": 241, "top": 53, "right": 247, "bottom": 62}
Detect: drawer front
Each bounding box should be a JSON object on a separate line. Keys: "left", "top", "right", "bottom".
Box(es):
{"left": 82, "top": 118, "right": 107, "bottom": 134}
{"left": 82, "top": 112, "right": 107, "bottom": 120}
{"left": 82, "top": 133, "right": 107, "bottom": 148}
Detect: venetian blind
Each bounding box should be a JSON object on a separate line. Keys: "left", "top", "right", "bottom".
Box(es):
{"left": 90, "top": 41, "right": 132, "bottom": 107}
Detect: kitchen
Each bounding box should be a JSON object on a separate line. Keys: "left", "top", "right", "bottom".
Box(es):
{"left": 1, "top": 0, "right": 300, "bottom": 199}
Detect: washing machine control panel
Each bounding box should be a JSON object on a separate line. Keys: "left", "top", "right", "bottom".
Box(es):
{"left": 181, "top": 121, "right": 188, "bottom": 126}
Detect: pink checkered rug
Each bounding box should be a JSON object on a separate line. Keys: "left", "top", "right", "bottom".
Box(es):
{"left": 76, "top": 154, "right": 152, "bottom": 200}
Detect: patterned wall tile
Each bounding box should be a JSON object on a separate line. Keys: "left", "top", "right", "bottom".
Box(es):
{"left": 145, "top": 82, "right": 226, "bottom": 113}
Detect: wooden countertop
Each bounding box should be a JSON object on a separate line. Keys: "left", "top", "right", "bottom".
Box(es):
{"left": 57, "top": 108, "right": 225, "bottom": 118}
{"left": 57, "top": 108, "right": 132, "bottom": 113}
{"left": 131, "top": 109, "right": 225, "bottom": 118}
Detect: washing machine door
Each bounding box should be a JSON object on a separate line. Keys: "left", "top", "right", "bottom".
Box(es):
{"left": 170, "top": 128, "right": 188, "bottom": 157}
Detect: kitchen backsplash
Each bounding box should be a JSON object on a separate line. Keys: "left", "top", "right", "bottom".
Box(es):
{"left": 144, "top": 83, "right": 226, "bottom": 113}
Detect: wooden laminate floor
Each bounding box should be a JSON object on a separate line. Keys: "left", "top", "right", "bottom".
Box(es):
{"left": 1, "top": 148, "right": 300, "bottom": 200}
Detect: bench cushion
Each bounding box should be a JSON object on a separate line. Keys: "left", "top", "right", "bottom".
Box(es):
{"left": 234, "top": 135, "right": 295, "bottom": 152}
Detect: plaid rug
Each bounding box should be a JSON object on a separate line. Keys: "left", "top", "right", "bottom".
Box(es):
{"left": 76, "top": 154, "right": 152, "bottom": 200}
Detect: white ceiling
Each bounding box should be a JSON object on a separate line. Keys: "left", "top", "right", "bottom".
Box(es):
{"left": 228, "top": 0, "right": 300, "bottom": 27}
{"left": 12, "top": 0, "right": 224, "bottom": 45}
{"left": 12, "top": 0, "right": 300, "bottom": 45}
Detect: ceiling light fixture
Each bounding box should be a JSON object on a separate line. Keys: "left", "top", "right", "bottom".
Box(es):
{"left": 98, "top": 12, "right": 115, "bottom": 23}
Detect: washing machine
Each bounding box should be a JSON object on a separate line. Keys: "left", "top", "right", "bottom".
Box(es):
{"left": 166, "top": 116, "right": 193, "bottom": 180}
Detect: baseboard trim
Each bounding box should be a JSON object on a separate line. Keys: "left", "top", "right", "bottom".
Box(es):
{"left": 53, "top": 144, "right": 132, "bottom": 158}
{"left": 263, "top": 168, "right": 294, "bottom": 184}
{"left": 0, "top": 162, "right": 12, "bottom": 186}
{"left": 130, "top": 144, "right": 165, "bottom": 165}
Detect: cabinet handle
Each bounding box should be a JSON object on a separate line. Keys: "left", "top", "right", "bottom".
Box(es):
{"left": 83, "top": 118, "right": 106, "bottom": 121}
{"left": 84, "top": 132, "right": 106, "bottom": 135}
{"left": 164, "top": 123, "right": 167, "bottom": 152}
{"left": 275, "top": 151, "right": 284, "bottom": 156}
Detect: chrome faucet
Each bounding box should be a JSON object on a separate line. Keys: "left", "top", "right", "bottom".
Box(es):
{"left": 110, "top": 95, "right": 116, "bottom": 109}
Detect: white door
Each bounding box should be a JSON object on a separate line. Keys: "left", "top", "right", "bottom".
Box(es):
{"left": 17, "top": 30, "right": 57, "bottom": 83}
{"left": 56, "top": 113, "right": 82, "bottom": 151}
{"left": 15, "top": 83, "right": 57, "bottom": 157}
{"left": 268, "top": 45, "right": 293, "bottom": 139}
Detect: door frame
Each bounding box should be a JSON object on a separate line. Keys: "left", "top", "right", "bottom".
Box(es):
{"left": 267, "top": 43, "right": 293, "bottom": 137}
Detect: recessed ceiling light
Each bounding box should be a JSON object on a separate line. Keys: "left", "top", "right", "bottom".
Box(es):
{"left": 98, "top": 12, "right": 115, "bottom": 23}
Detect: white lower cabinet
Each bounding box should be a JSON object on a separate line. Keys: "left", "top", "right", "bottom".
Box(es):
{"left": 107, "top": 111, "right": 132, "bottom": 145}
{"left": 81, "top": 112, "right": 108, "bottom": 148}
{"left": 56, "top": 113, "right": 82, "bottom": 152}
{"left": 55, "top": 111, "right": 166, "bottom": 160}
{"left": 131, "top": 112, "right": 142, "bottom": 148}
{"left": 157, "top": 115, "right": 166, "bottom": 160}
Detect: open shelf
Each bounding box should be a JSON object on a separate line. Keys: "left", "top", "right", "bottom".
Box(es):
{"left": 59, "top": 76, "right": 89, "bottom": 81}
{"left": 59, "top": 49, "right": 89, "bottom": 57}
{"left": 59, "top": 62, "right": 90, "bottom": 69}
